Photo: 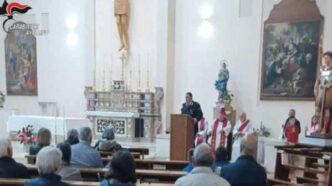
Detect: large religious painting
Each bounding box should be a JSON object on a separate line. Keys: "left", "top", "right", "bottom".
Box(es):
{"left": 5, "top": 22, "right": 38, "bottom": 96}
{"left": 260, "top": 0, "right": 323, "bottom": 100}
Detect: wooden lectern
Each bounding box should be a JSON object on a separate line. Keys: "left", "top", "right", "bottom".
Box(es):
{"left": 170, "top": 114, "right": 195, "bottom": 161}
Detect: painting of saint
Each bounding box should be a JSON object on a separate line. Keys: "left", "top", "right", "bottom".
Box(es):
{"left": 5, "top": 22, "right": 37, "bottom": 96}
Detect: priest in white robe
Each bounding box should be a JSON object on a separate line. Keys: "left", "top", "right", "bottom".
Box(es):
{"left": 231, "top": 112, "right": 253, "bottom": 162}
{"left": 208, "top": 107, "right": 232, "bottom": 152}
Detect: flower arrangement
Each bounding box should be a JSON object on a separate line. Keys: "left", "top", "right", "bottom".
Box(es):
{"left": 218, "top": 91, "right": 234, "bottom": 104}
{"left": 253, "top": 123, "right": 271, "bottom": 137}
{"left": 17, "top": 125, "right": 36, "bottom": 145}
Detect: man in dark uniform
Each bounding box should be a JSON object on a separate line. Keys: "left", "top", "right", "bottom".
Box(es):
{"left": 181, "top": 92, "right": 203, "bottom": 140}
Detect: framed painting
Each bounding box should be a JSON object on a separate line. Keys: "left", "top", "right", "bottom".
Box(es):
{"left": 5, "top": 22, "right": 38, "bottom": 96}
{"left": 260, "top": 0, "right": 323, "bottom": 100}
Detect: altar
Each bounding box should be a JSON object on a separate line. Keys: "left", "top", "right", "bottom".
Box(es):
{"left": 6, "top": 115, "right": 90, "bottom": 142}
{"left": 0, "top": 109, "right": 18, "bottom": 138}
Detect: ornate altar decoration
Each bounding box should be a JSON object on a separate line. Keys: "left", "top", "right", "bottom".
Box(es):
{"left": 0, "top": 91, "right": 5, "bottom": 108}
{"left": 84, "top": 82, "right": 163, "bottom": 141}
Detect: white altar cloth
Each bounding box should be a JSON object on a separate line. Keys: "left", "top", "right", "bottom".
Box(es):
{"left": 0, "top": 109, "right": 18, "bottom": 137}
{"left": 7, "top": 115, "right": 90, "bottom": 135}
{"left": 86, "top": 111, "right": 140, "bottom": 118}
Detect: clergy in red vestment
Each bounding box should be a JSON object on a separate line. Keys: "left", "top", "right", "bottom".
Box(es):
{"left": 208, "top": 108, "right": 232, "bottom": 151}
{"left": 195, "top": 117, "right": 209, "bottom": 146}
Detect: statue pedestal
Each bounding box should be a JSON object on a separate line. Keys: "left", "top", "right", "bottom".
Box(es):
{"left": 300, "top": 136, "right": 332, "bottom": 147}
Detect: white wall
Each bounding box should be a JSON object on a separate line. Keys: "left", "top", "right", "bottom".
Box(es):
{"left": 95, "top": 0, "right": 159, "bottom": 91}
{"left": 0, "top": 0, "right": 95, "bottom": 117}
{"left": 172, "top": 0, "right": 332, "bottom": 137}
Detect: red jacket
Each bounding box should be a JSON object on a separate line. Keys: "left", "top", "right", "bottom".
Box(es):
{"left": 285, "top": 124, "right": 300, "bottom": 143}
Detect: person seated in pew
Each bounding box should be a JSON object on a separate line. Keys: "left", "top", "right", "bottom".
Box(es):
{"left": 65, "top": 129, "right": 79, "bottom": 145}
{"left": 220, "top": 133, "right": 267, "bottom": 186}
{"left": 101, "top": 150, "right": 136, "bottom": 186}
{"left": 95, "top": 127, "right": 116, "bottom": 151}
{"left": 29, "top": 128, "right": 51, "bottom": 155}
{"left": 56, "top": 142, "right": 82, "bottom": 181}
{"left": 70, "top": 127, "right": 103, "bottom": 168}
{"left": 24, "top": 146, "right": 70, "bottom": 186}
{"left": 182, "top": 148, "right": 194, "bottom": 173}
{"left": 0, "top": 138, "right": 30, "bottom": 179}
{"left": 175, "top": 143, "right": 230, "bottom": 186}
{"left": 212, "top": 146, "right": 230, "bottom": 174}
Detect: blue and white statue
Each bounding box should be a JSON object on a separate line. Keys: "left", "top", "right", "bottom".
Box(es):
{"left": 215, "top": 61, "right": 232, "bottom": 104}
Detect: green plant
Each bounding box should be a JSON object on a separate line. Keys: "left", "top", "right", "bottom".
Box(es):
{"left": 0, "top": 91, "right": 5, "bottom": 103}
{"left": 253, "top": 122, "right": 271, "bottom": 137}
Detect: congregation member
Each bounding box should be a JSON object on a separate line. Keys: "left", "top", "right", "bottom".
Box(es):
{"left": 208, "top": 108, "right": 232, "bottom": 151}
{"left": 212, "top": 146, "right": 230, "bottom": 174}
{"left": 0, "top": 138, "right": 30, "bottom": 179}
{"left": 306, "top": 115, "right": 319, "bottom": 136}
{"left": 175, "top": 143, "right": 230, "bottom": 186}
{"left": 70, "top": 127, "right": 103, "bottom": 168}
{"left": 181, "top": 92, "right": 203, "bottom": 138}
{"left": 221, "top": 134, "right": 267, "bottom": 186}
{"left": 195, "top": 116, "right": 209, "bottom": 146}
{"left": 283, "top": 109, "right": 301, "bottom": 139}
{"left": 95, "top": 127, "right": 116, "bottom": 151}
{"left": 182, "top": 148, "right": 194, "bottom": 173}
{"left": 101, "top": 150, "right": 136, "bottom": 186}
{"left": 56, "top": 142, "right": 82, "bottom": 181}
{"left": 29, "top": 128, "right": 52, "bottom": 155}
{"left": 24, "top": 146, "right": 69, "bottom": 186}
{"left": 231, "top": 112, "right": 253, "bottom": 162}
{"left": 65, "top": 129, "right": 79, "bottom": 145}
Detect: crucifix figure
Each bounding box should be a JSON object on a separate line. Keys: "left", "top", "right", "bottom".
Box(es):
{"left": 114, "top": 0, "right": 129, "bottom": 51}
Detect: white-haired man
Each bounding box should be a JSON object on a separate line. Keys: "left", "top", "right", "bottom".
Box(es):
{"left": 221, "top": 134, "right": 267, "bottom": 186}
{"left": 70, "top": 127, "right": 103, "bottom": 168}
{"left": 231, "top": 112, "right": 253, "bottom": 162}
{"left": 175, "top": 143, "right": 230, "bottom": 186}
{"left": 24, "top": 146, "right": 69, "bottom": 186}
{"left": 0, "top": 138, "right": 30, "bottom": 178}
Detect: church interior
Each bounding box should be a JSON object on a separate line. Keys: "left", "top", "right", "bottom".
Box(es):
{"left": 1, "top": 0, "right": 332, "bottom": 185}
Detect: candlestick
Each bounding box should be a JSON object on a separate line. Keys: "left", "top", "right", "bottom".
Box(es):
{"left": 138, "top": 54, "right": 141, "bottom": 92}
{"left": 146, "top": 53, "right": 150, "bottom": 92}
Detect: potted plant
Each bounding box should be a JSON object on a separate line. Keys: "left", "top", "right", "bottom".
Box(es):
{"left": 0, "top": 91, "right": 5, "bottom": 108}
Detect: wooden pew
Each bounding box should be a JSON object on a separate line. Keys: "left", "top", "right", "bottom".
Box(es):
{"left": 125, "top": 147, "right": 149, "bottom": 159}
{"left": 98, "top": 151, "right": 141, "bottom": 159}
{"left": 273, "top": 144, "right": 332, "bottom": 186}
{"left": 26, "top": 155, "right": 187, "bottom": 171}
{"left": 24, "top": 164, "right": 185, "bottom": 183}
{"left": 100, "top": 158, "right": 188, "bottom": 171}
{"left": 0, "top": 178, "right": 174, "bottom": 186}
{"left": 0, "top": 178, "right": 99, "bottom": 186}
{"left": 26, "top": 151, "right": 141, "bottom": 165}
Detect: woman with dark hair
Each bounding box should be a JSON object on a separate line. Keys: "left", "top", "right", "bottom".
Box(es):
{"left": 65, "top": 129, "right": 79, "bottom": 145}
{"left": 29, "top": 128, "right": 51, "bottom": 155}
{"left": 56, "top": 142, "right": 82, "bottom": 181}
{"left": 100, "top": 150, "right": 136, "bottom": 186}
